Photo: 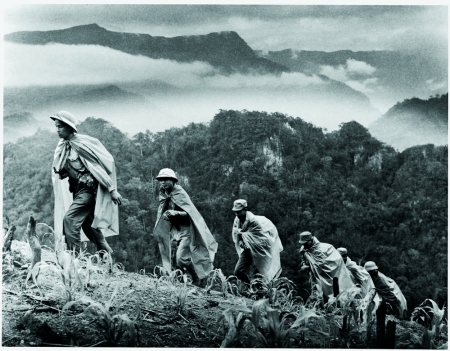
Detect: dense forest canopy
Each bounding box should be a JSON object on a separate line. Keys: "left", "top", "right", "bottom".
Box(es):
{"left": 3, "top": 109, "right": 447, "bottom": 310}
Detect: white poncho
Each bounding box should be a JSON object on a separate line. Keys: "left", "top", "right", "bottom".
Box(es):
{"left": 232, "top": 211, "right": 283, "bottom": 281}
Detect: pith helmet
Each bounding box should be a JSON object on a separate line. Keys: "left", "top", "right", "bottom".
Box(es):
{"left": 232, "top": 199, "right": 247, "bottom": 211}
{"left": 364, "top": 261, "right": 378, "bottom": 272}
{"left": 50, "top": 111, "right": 78, "bottom": 132}
{"left": 156, "top": 168, "right": 178, "bottom": 181}
{"left": 337, "top": 247, "right": 347, "bottom": 255}
{"left": 299, "top": 231, "right": 312, "bottom": 244}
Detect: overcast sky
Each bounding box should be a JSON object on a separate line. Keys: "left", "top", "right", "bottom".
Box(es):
{"left": 2, "top": 2, "right": 448, "bottom": 132}
{"left": 3, "top": 3, "right": 448, "bottom": 56}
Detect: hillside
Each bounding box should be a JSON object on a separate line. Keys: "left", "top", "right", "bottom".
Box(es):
{"left": 2, "top": 238, "right": 446, "bottom": 348}
{"left": 368, "top": 94, "right": 448, "bottom": 151}
{"left": 3, "top": 110, "right": 447, "bottom": 313}
{"left": 4, "top": 24, "right": 288, "bottom": 74}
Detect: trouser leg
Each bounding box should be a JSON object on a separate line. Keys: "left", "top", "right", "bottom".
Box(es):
{"left": 63, "top": 189, "right": 111, "bottom": 255}
{"left": 234, "top": 248, "right": 254, "bottom": 284}
{"left": 81, "top": 208, "right": 112, "bottom": 255}
{"left": 175, "top": 235, "right": 192, "bottom": 269}
{"left": 174, "top": 228, "right": 201, "bottom": 283}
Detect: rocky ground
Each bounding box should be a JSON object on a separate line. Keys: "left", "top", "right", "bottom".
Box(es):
{"left": 1, "top": 243, "right": 251, "bottom": 348}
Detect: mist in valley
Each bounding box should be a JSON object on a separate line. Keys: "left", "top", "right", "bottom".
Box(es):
{"left": 4, "top": 42, "right": 383, "bottom": 141}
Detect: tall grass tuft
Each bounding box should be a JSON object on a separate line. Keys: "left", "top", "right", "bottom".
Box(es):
{"left": 65, "top": 285, "right": 138, "bottom": 346}
{"left": 206, "top": 268, "right": 237, "bottom": 298}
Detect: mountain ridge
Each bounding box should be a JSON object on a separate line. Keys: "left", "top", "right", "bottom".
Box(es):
{"left": 4, "top": 24, "right": 289, "bottom": 74}
{"left": 368, "top": 94, "right": 448, "bottom": 151}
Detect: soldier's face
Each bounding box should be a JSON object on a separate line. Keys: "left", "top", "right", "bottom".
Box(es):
{"left": 159, "top": 178, "right": 175, "bottom": 192}
{"left": 55, "top": 120, "right": 73, "bottom": 140}
{"left": 233, "top": 209, "right": 246, "bottom": 221}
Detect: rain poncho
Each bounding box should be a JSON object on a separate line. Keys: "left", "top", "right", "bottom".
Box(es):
{"left": 345, "top": 256, "right": 374, "bottom": 297}
{"left": 52, "top": 133, "right": 119, "bottom": 240}
{"left": 232, "top": 211, "right": 283, "bottom": 281}
{"left": 153, "top": 185, "right": 218, "bottom": 279}
{"left": 371, "top": 272, "right": 408, "bottom": 318}
{"left": 300, "top": 237, "right": 354, "bottom": 298}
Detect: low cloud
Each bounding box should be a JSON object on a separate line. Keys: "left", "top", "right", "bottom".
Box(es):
{"left": 319, "top": 59, "right": 378, "bottom": 93}
{"left": 4, "top": 43, "right": 326, "bottom": 90}
{"left": 4, "top": 43, "right": 214, "bottom": 88}
{"left": 203, "top": 72, "right": 323, "bottom": 89}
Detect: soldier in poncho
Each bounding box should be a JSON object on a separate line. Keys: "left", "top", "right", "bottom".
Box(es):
{"left": 51, "top": 111, "right": 122, "bottom": 255}
{"left": 337, "top": 247, "right": 374, "bottom": 298}
{"left": 231, "top": 199, "right": 283, "bottom": 284}
{"left": 153, "top": 168, "right": 218, "bottom": 284}
{"left": 299, "top": 232, "right": 354, "bottom": 300}
{"left": 364, "top": 261, "right": 408, "bottom": 319}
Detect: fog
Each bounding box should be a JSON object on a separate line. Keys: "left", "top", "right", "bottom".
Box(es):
{"left": 4, "top": 43, "right": 383, "bottom": 137}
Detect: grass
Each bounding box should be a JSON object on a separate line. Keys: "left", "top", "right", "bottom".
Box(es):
{"left": 64, "top": 285, "right": 139, "bottom": 346}
{"left": 205, "top": 268, "right": 237, "bottom": 299}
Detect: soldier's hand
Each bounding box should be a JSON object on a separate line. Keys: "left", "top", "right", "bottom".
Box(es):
{"left": 163, "top": 210, "right": 178, "bottom": 221}
{"left": 238, "top": 240, "right": 246, "bottom": 249}
{"left": 300, "top": 265, "right": 310, "bottom": 272}
{"left": 111, "top": 190, "right": 123, "bottom": 205}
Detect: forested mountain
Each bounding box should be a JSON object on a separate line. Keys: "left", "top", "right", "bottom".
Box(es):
{"left": 368, "top": 94, "right": 448, "bottom": 151}
{"left": 3, "top": 110, "right": 447, "bottom": 310}
{"left": 4, "top": 24, "right": 287, "bottom": 74}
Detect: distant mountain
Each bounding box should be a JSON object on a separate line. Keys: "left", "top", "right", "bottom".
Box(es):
{"left": 3, "top": 85, "right": 148, "bottom": 143}
{"left": 4, "top": 111, "right": 40, "bottom": 129}
{"left": 4, "top": 23, "right": 288, "bottom": 74}
{"left": 4, "top": 84, "right": 145, "bottom": 114}
{"left": 258, "top": 49, "right": 447, "bottom": 110}
{"left": 368, "top": 94, "right": 448, "bottom": 151}
{"left": 3, "top": 112, "right": 41, "bottom": 144}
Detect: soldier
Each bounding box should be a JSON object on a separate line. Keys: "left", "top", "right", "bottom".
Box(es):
{"left": 299, "top": 232, "right": 354, "bottom": 300}
{"left": 231, "top": 199, "right": 283, "bottom": 285}
{"left": 364, "top": 261, "right": 408, "bottom": 319}
{"left": 337, "top": 247, "right": 374, "bottom": 297}
{"left": 153, "top": 168, "right": 217, "bottom": 284}
{"left": 51, "top": 111, "right": 122, "bottom": 256}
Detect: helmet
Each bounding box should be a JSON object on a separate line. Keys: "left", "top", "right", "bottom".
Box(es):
{"left": 50, "top": 111, "right": 78, "bottom": 132}
{"left": 337, "top": 247, "right": 347, "bottom": 255}
{"left": 232, "top": 199, "right": 247, "bottom": 211}
{"left": 299, "top": 231, "right": 312, "bottom": 244}
{"left": 364, "top": 261, "right": 378, "bottom": 272}
{"left": 155, "top": 168, "right": 178, "bottom": 181}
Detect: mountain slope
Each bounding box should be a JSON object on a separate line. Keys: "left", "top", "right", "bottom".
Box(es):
{"left": 3, "top": 84, "right": 149, "bottom": 143}
{"left": 368, "top": 94, "right": 448, "bottom": 151}
{"left": 4, "top": 24, "right": 288, "bottom": 74}
{"left": 4, "top": 112, "right": 447, "bottom": 311}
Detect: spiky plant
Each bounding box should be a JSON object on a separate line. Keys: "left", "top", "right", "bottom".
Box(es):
{"left": 170, "top": 282, "right": 196, "bottom": 314}
{"left": 65, "top": 285, "right": 138, "bottom": 346}
{"left": 205, "top": 268, "right": 237, "bottom": 298}
{"left": 152, "top": 265, "right": 184, "bottom": 289}
{"left": 219, "top": 298, "right": 330, "bottom": 348}
{"left": 250, "top": 274, "right": 296, "bottom": 305}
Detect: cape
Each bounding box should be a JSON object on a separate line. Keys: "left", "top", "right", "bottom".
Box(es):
{"left": 52, "top": 133, "right": 119, "bottom": 240}
{"left": 378, "top": 272, "right": 408, "bottom": 317}
{"left": 301, "top": 237, "right": 354, "bottom": 298}
{"left": 232, "top": 211, "right": 283, "bottom": 281}
{"left": 153, "top": 185, "right": 218, "bottom": 279}
{"left": 346, "top": 256, "right": 375, "bottom": 297}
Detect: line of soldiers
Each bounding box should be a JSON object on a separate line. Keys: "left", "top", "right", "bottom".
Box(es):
{"left": 299, "top": 231, "right": 407, "bottom": 318}
{"left": 51, "top": 110, "right": 407, "bottom": 319}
